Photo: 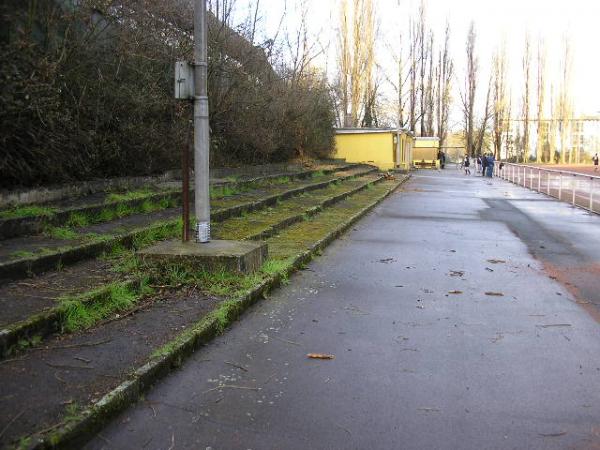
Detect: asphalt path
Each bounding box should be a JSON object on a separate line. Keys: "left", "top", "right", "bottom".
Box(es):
{"left": 86, "top": 170, "right": 600, "bottom": 450}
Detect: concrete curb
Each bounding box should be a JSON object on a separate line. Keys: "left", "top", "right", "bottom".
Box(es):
{"left": 0, "top": 167, "right": 376, "bottom": 286}
{"left": 0, "top": 171, "right": 380, "bottom": 358}
{"left": 25, "top": 175, "right": 410, "bottom": 450}
{"left": 0, "top": 165, "right": 355, "bottom": 240}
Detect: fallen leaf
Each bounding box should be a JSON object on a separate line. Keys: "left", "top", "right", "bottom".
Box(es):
{"left": 379, "top": 258, "right": 395, "bottom": 263}
{"left": 485, "top": 292, "right": 504, "bottom": 296}
{"left": 307, "top": 353, "right": 335, "bottom": 360}
{"left": 487, "top": 259, "right": 506, "bottom": 264}
{"left": 448, "top": 290, "right": 463, "bottom": 295}
{"left": 448, "top": 270, "right": 465, "bottom": 277}
{"left": 538, "top": 431, "right": 567, "bottom": 437}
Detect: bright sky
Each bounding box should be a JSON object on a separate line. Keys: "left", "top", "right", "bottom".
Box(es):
{"left": 232, "top": 0, "right": 600, "bottom": 121}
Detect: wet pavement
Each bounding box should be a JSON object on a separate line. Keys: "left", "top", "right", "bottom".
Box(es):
{"left": 86, "top": 170, "right": 600, "bottom": 450}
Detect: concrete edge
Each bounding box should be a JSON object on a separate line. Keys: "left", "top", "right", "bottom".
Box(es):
{"left": 0, "top": 169, "right": 380, "bottom": 357}
{"left": 26, "top": 175, "right": 409, "bottom": 450}
{"left": 0, "top": 167, "right": 376, "bottom": 286}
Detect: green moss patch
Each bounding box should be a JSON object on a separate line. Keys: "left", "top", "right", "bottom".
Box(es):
{"left": 0, "top": 205, "right": 58, "bottom": 220}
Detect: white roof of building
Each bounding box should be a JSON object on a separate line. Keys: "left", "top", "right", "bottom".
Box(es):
{"left": 414, "top": 136, "right": 440, "bottom": 141}
{"left": 335, "top": 128, "right": 412, "bottom": 135}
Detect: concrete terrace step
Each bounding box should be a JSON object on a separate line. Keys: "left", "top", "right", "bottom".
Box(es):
{"left": 0, "top": 176, "right": 408, "bottom": 449}
{"left": 0, "top": 166, "right": 376, "bottom": 285}
{"left": 0, "top": 172, "right": 383, "bottom": 358}
{"left": 0, "top": 164, "right": 356, "bottom": 240}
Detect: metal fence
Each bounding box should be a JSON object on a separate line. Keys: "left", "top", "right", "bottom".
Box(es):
{"left": 494, "top": 163, "right": 600, "bottom": 214}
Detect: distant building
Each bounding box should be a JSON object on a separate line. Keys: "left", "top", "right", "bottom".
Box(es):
{"left": 443, "top": 133, "right": 466, "bottom": 163}
{"left": 334, "top": 128, "right": 414, "bottom": 170}
{"left": 413, "top": 137, "right": 440, "bottom": 168}
{"left": 505, "top": 115, "right": 600, "bottom": 163}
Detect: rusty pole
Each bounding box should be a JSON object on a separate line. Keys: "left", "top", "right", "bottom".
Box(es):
{"left": 181, "top": 123, "right": 191, "bottom": 241}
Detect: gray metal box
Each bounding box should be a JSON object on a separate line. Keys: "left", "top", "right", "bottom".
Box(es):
{"left": 174, "top": 61, "right": 194, "bottom": 99}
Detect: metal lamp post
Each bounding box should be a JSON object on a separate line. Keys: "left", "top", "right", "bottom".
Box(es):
{"left": 193, "top": 0, "right": 210, "bottom": 243}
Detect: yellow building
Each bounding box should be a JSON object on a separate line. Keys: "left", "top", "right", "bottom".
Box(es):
{"left": 443, "top": 133, "right": 466, "bottom": 163}
{"left": 334, "top": 128, "right": 414, "bottom": 170}
{"left": 413, "top": 137, "right": 440, "bottom": 167}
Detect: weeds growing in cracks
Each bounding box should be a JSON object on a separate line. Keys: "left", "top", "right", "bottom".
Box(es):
{"left": 58, "top": 278, "right": 153, "bottom": 332}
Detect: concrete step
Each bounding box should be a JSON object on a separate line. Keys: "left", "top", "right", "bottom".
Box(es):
{"left": 0, "top": 164, "right": 357, "bottom": 240}
{"left": 0, "top": 175, "right": 408, "bottom": 449}
{"left": 0, "top": 172, "right": 382, "bottom": 358}
{"left": 0, "top": 166, "right": 376, "bottom": 285}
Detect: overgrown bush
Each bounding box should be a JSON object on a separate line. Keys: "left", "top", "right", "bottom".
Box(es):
{"left": 0, "top": 0, "right": 335, "bottom": 189}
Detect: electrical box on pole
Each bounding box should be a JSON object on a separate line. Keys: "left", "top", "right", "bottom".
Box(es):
{"left": 174, "top": 61, "right": 195, "bottom": 100}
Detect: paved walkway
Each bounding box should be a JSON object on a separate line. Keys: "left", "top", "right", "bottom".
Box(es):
{"left": 87, "top": 171, "right": 600, "bottom": 450}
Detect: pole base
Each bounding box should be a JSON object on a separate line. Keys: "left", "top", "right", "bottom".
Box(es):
{"left": 138, "top": 239, "right": 267, "bottom": 274}
{"left": 195, "top": 221, "right": 210, "bottom": 243}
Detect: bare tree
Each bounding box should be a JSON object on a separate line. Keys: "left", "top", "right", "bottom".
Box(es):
{"left": 474, "top": 74, "right": 493, "bottom": 155}
{"left": 522, "top": 33, "right": 531, "bottom": 162}
{"left": 558, "top": 36, "right": 572, "bottom": 164}
{"left": 336, "top": 0, "right": 375, "bottom": 127}
{"left": 408, "top": 17, "right": 418, "bottom": 132}
{"left": 338, "top": 0, "right": 351, "bottom": 126}
{"left": 425, "top": 31, "right": 435, "bottom": 135}
{"left": 461, "top": 21, "right": 478, "bottom": 156}
{"left": 535, "top": 37, "right": 546, "bottom": 163}
{"left": 361, "top": 0, "right": 377, "bottom": 127}
{"left": 505, "top": 92, "right": 512, "bottom": 160}
{"left": 435, "top": 23, "right": 453, "bottom": 149}
{"left": 492, "top": 44, "right": 508, "bottom": 159}
{"left": 382, "top": 29, "right": 410, "bottom": 129}
{"left": 549, "top": 82, "right": 557, "bottom": 162}
{"left": 418, "top": 1, "right": 426, "bottom": 135}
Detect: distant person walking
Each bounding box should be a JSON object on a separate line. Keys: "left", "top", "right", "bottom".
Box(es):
{"left": 486, "top": 153, "right": 495, "bottom": 178}
{"left": 463, "top": 155, "right": 471, "bottom": 175}
{"left": 593, "top": 153, "right": 599, "bottom": 172}
{"left": 480, "top": 154, "right": 488, "bottom": 177}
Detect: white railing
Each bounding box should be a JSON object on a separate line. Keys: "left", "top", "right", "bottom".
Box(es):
{"left": 494, "top": 163, "right": 600, "bottom": 214}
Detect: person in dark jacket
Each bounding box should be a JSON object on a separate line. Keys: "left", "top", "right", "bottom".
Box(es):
{"left": 480, "top": 153, "right": 488, "bottom": 177}
{"left": 486, "top": 153, "right": 495, "bottom": 177}
{"left": 463, "top": 155, "right": 471, "bottom": 175}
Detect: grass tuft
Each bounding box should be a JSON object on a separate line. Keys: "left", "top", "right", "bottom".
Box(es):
{"left": 59, "top": 280, "right": 150, "bottom": 332}
{"left": 66, "top": 212, "right": 90, "bottom": 228}
{"left": 45, "top": 226, "right": 79, "bottom": 240}
{"left": 10, "top": 250, "right": 35, "bottom": 259}
{"left": 106, "top": 189, "right": 154, "bottom": 203}
{"left": 0, "top": 205, "right": 57, "bottom": 220}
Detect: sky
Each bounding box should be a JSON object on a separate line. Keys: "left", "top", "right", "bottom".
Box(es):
{"left": 230, "top": 0, "right": 600, "bottom": 123}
